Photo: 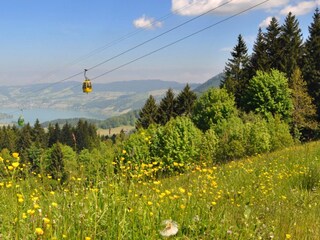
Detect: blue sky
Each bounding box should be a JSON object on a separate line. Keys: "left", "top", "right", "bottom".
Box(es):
{"left": 1, "top": 0, "right": 318, "bottom": 86}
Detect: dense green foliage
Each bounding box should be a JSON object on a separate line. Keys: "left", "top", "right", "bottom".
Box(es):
{"left": 192, "top": 88, "right": 237, "bottom": 131}
{"left": 243, "top": 70, "right": 293, "bottom": 120}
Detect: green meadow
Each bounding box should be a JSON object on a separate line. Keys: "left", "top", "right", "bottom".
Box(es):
{"left": 0, "top": 141, "right": 319, "bottom": 239}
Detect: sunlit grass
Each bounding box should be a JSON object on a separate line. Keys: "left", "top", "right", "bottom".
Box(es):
{"left": 0, "top": 142, "right": 319, "bottom": 239}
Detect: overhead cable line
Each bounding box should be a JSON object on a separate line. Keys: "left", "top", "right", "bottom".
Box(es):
{"left": 86, "top": 0, "right": 233, "bottom": 71}
{"left": 46, "top": 0, "right": 269, "bottom": 99}
{"left": 21, "top": 0, "right": 233, "bottom": 98}
{"left": 22, "top": 0, "right": 202, "bottom": 90}
{"left": 13, "top": 0, "right": 268, "bottom": 121}
{"left": 92, "top": 0, "right": 270, "bottom": 80}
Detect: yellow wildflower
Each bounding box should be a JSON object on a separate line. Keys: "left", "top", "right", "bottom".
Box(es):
{"left": 35, "top": 227, "right": 44, "bottom": 235}
{"left": 12, "top": 152, "right": 19, "bottom": 158}
{"left": 12, "top": 162, "right": 19, "bottom": 168}
{"left": 43, "top": 217, "right": 50, "bottom": 224}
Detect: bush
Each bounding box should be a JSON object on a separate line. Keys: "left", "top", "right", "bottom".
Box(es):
{"left": 199, "top": 128, "right": 219, "bottom": 163}
{"left": 266, "top": 115, "right": 294, "bottom": 151}
{"left": 150, "top": 117, "right": 202, "bottom": 172}
{"left": 214, "top": 116, "right": 246, "bottom": 162}
{"left": 244, "top": 115, "right": 271, "bottom": 155}
{"left": 192, "top": 88, "right": 238, "bottom": 131}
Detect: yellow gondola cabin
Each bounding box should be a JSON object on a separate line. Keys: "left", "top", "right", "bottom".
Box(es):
{"left": 82, "top": 69, "right": 92, "bottom": 93}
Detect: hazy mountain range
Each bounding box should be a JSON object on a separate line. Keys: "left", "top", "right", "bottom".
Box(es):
{"left": 0, "top": 74, "right": 223, "bottom": 121}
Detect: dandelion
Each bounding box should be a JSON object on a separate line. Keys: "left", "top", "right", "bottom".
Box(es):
{"left": 159, "top": 219, "right": 178, "bottom": 237}
{"left": 12, "top": 162, "right": 19, "bottom": 168}
{"left": 12, "top": 152, "right": 19, "bottom": 158}
{"left": 286, "top": 234, "right": 291, "bottom": 239}
{"left": 43, "top": 217, "right": 50, "bottom": 224}
{"left": 35, "top": 227, "right": 44, "bottom": 235}
{"left": 178, "top": 187, "right": 186, "bottom": 193}
{"left": 85, "top": 237, "right": 91, "bottom": 240}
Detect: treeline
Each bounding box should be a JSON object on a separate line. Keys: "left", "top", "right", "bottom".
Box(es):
{"left": 0, "top": 119, "right": 100, "bottom": 160}
{"left": 137, "top": 9, "right": 320, "bottom": 140}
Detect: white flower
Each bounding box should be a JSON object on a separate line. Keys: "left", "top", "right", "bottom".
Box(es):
{"left": 159, "top": 219, "right": 178, "bottom": 237}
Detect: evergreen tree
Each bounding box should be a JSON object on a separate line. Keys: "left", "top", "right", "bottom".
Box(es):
{"left": 174, "top": 84, "right": 197, "bottom": 116}
{"left": 156, "top": 88, "right": 177, "bottom": 125}
{"left": 74, "top": 120, "right": 98, "bottom": 151}
{"left": 221, "top": 34, "right": 250, "bottom": 108}
{"left": 303, "top": 8, "right": 320, "bottom": 118}
{"left": 136, "top": 95, "right": 158, "bottom": 129}
{"left": 16, "top": 123, "right": 33, "bottom": 162}
{"left": 291, "top": 68, "right": 317, "bottom": 138}
{"left": 47, "top": 143, "right": 67, "bottom": 182}
{"left": 250, "top": 28, "right": 268, "bottom": 77}
{"left": 264, "top": 17, "right": 282, "bottom": 70}
{"left": 60, "top": 123, "right": 75, "bottom": 148}
{"left": 0, "top": 126, "right": 17, "bottom": 152}
{"left": 279, "top": 12, "right": 303, "bottom": 81}
{"left": 47, "top": 123, "right": 61, "bottom": 147}
{"left": 32, "top": 119, "right": 47, "bottom": 148}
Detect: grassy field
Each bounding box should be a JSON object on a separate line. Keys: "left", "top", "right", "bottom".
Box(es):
{"left": 0, "top": 142, "right": 319, "bottom": 239}
{"left": 97, "top": 125, "right": 135, "bottom": 136}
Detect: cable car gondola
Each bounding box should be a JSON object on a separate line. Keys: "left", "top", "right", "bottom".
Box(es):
{"left": 18, "top": 115, "right": 24, "bottom": 127}
{"left": 82, "top": 69, "right": 92, "bottom": 94}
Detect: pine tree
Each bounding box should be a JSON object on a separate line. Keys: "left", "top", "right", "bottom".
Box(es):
{"left": 136, "top": 95, "right": 158, "bottom": 129}
{"left": 0, "top": 126, "right": 17, "bottom": 152}
{"left": 264, "top": 17, "right": 282, "bottom": 70}
{"left": 221, "top": 34, "right": 250, "bottom": 108}
{"left": 60, "top": 123, "right": 75, "bottom": 148}
{"left": 32, "top": 119, "right": 47, "bottom": 148}
{"left": 157, "top": 88, "right": 177, "bottom": 125}
{"left": 174, "top": 84, "right": 197, "bottom": 116}
{"left": 250, "top": 28, "right": 268, "bottom": 77}
{"left": 279, "top": 12, "right": 303, "bottom": 81}
{"left": 47, "top": 143, "right": 67, "bottom": 183}
{"left": 16, "top": 123, "right": 33, "bottom": 162}
{"left": 303, "top": 8, "right": 320, "bottom": 118}
{"left": 47, "top": 123, "right": 61, "bottom": 147}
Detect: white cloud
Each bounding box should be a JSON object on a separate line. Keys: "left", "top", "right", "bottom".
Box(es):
{"left": 133, "top": 15, "right": 163, "bottom": 30}
{"left": 280, "top": 0, "right": 320, "bottom": 16}
{"left": 171, "top": 0, "right": 290, "bottom": 16}
{"left": 259, "top": 16, "right": 280, "bottom": 28}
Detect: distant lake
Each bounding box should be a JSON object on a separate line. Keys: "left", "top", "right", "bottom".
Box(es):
{"left": 0, "top": 108, "right": 106, "bottom": 125}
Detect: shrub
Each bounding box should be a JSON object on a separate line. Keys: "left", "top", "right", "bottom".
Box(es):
{"left": 266, "top": 115, "right": 294, "bottom": 151}
{"left": 199, "top": 128, "right": 219, "bottom": 163}
{"left": 214, "top": 116, "right": 246, "bottom": 162}
{"left": 244, "top": 115, "right": 271, "bottom": 155}
{"left": 150, "top": 117, "right": 202, "bottom": 172}
{"left": 192, "top": 88, "right": 238, "bottom": 131}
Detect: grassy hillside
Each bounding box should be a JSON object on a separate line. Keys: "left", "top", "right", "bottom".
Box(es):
{"left": 0, "top": 142, "right": 319, "bottom": 239}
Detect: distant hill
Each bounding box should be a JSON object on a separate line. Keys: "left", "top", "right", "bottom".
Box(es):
{"left": 0, "top": 80, "right": 200, "bottom": 123}
{"left": 194, "top": 73, "right": 224, "bottom": 93}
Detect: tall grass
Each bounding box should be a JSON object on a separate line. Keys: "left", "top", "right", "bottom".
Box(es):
{"left": 0, "top": 142, "right": 319, "bottom": 239}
